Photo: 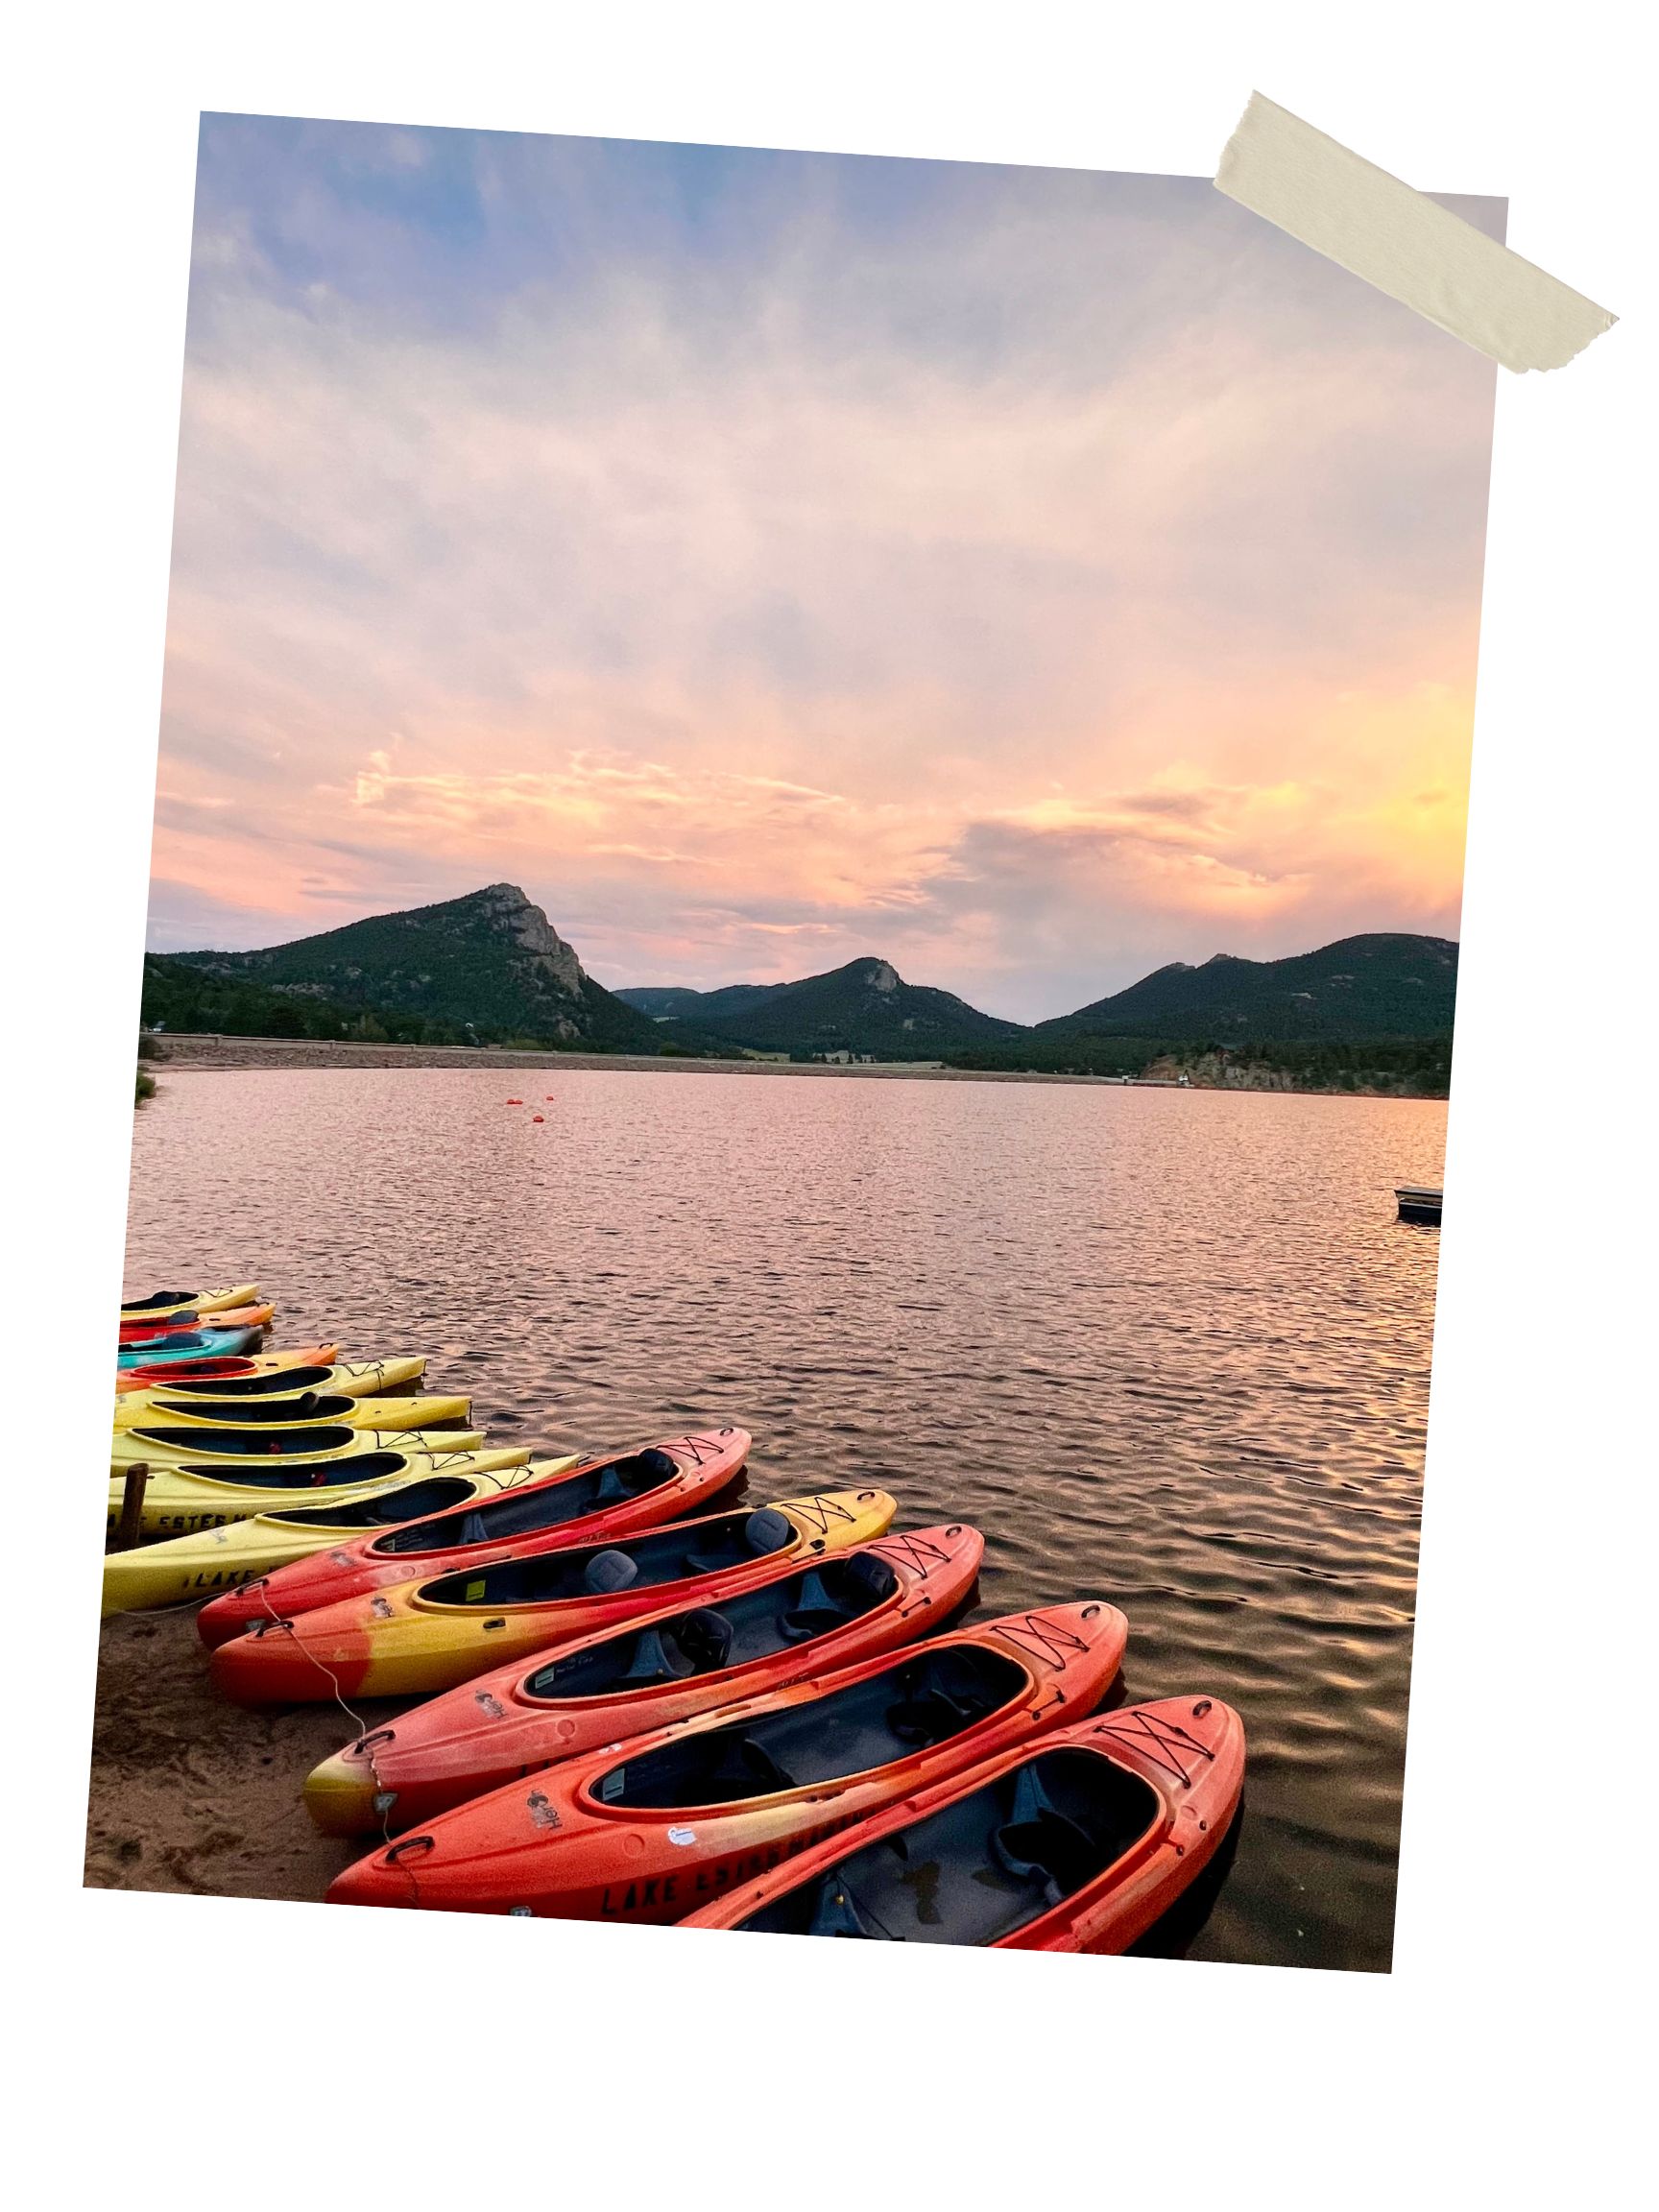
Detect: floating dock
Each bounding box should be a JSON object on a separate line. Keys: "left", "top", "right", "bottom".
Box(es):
{"left": 1395, "top": 1185, "right": 1443, "bottom": 1226}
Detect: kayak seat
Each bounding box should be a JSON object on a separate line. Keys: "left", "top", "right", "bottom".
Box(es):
{"left": 885, "top": 1688, "right": 977, "bottom": 1747}
{"left": 674, "top": 1609, "right": 734, "bottom": 1672}
{"left": 593, "top": 1448, "right": 680, "bottom": 1506}
{"left": 989, "top": 1764, "right": 1103, "bottom": 1907}
{"left": 584, "top": 1549, "right": 640, "bottom": 1597}
{"left": 780, "top": 1567, "right": 857, "bottom": 1643}
{"left": 744, "top": 1508, "right": 793, "bottom": 1554}
{"left": 619, "top": 1627, "right": 695, "bottom": 1685}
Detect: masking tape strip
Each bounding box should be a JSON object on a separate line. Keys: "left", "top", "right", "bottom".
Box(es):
{"left": 1214, "top": 93, "right": 1615, "bottom": 373}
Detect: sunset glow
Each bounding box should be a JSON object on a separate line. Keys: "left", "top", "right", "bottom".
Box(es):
{"left": 149, "top": 118, "right": 1501, "bottom": 1019}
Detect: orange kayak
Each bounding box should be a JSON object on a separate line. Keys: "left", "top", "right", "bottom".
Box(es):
{"left": 116, "top": 1346, "right": 340, "bottom": 1395}
{"left": 304, "top": 1523, "right": 985, "bottom": 1836}
{"left": 120, "top": 1302, "right": 274, "bottom": 1341}
{"left": 197, "top": 1429, "right": 755, "bottom": 1649}
{"left": 325, "top": 1603, "right": 1126, "bottom": 1916}
{"left": 211, "top": 1488, "right": 896, "bottom": 1704}
{"left": 679, "top": 1695, "right": 1245, "bottom": 1951}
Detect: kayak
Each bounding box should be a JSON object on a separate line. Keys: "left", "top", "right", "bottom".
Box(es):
{"left": 115, "top": 1357, "right": 428, "bottom": 1418}
{"left": 679, "top": 1695, "right": 1245, "bottom": 1952}
{"left": 120, "top": 1302, "right": 275, "bottom": 1341}
{"left": 101, "top": 1456, "right": 575, "bottom": 1618}
{"left": 119, "top": 1285, "right": 261, "bottom": 1323}
{"left": 111, "top": 1393, "right": 470, "bottom": 1455}
{"left": 117, "top": 1327, "right": 263, "bottom": 1371}
{"left": 304, "top": 1521, "right": 985, "bottom": 1836}
{"left": 110, "top": 1418, "right": 477, "bottom": 1473}
{"left": 198, "top": 1429, "right": 756, "bottom": 1649}
{"left": 105, "top": 1433, "right": 505, "bottom": 1539}
{"left": 116, "top": 1345, "right": 343, "bottom": 1395}
{"left": 212, "top": 1487, "right": 898, "bottom": 1705}
{"left": 325, "top": 1602, "right": 1125, "bottom": 1916}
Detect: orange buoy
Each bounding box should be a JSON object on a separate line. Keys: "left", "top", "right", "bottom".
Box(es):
{"left": 506, "top": 1098, "right": 523, "bottom": 1105}
{"left": 532, "top": 1114, "right": 545, "bottom": 1123}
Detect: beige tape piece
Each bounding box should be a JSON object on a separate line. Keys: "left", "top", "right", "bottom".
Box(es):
{"left": 1214, "top": 93, "right": 1615, "bottom": 373}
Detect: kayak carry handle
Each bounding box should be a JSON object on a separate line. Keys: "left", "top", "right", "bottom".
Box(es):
{"left": 384, "top": 1835, "right": 435, "bottom": 1865}
{"left": 351, "top": 1728, "right": 396, "bottom": 1757}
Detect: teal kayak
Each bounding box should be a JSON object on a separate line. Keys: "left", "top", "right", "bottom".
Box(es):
{"left": 116, "top": 1325, "right": 262, "bottom": 1370}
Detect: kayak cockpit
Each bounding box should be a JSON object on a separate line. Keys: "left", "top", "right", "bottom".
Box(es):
{"left": 129, "top": 1423, "right": 359, "bottom": 1457}
{"left": 262, "top": 1477, "right": 483, "bottom": 1528}
{"left": 372, "top": 1448, "right": 689, "bottom": 1558}
{"left": 589, "top": 1643, "right": 1026, "bottom": 1810}
{"left": 150, "top": 1366, "right": 334, "bottom": 1399}
{"left": 144, "top": 1388, "right": 351, "bottom": 1424}
{"left": 417, "top": 1506, "right": 796, "bottom": 1608}
{"left": 731, "top": 1747, "right": 1164, "bottom": 1942}
{"left": 175, "top": 1451, "right": 414, "bottom": 1490}
{"left": 146, "top": 1393, "right": 350, "bottom": 1426}
{"left": 521, "top": 1553, "right": 902, "bottom": 1702}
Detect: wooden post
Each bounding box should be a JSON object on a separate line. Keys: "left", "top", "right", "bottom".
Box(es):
{"left": 115, "top": 1463, "right": 149, "bottom": 1551}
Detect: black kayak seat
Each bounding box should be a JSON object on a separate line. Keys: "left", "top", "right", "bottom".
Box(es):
{"left": 674, "top": 1608, "right": 734, "bottom": 1672}
{"left": 620, "top": 1626, "right": 694, "bottom": 1685}
{"left": 593, "top": 1462, "right": 632, "bottom": 1505}
{"left": 989, "top": 1762, "right": 1102, "bottom": 1906}
{"left": 682, "top": 1509, "right": 790, "bottom": 1579}
{"left": 809, "top": 1879, "right": 882, "bottom": 1938}
{"left": 744, "top": 1508, "right": 792, "bottom": 1554}
{"left": 886, "top": 1686, "right": 976, "bottom": 1747}
{"left": 780, "top": 1566, "right": 853, "bottom": 1644}
{"left": 584, "top": 1549, "right": 640, "bottom": 1597}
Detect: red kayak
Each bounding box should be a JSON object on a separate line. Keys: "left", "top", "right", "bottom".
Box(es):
{"left": 325, "top": 1602, "right": 1127, "bottom": 1917}
{"left": 679, "top": 1695, "right": 1245, "bottom": 1951}
{"left": 210, "top": 1488, "right": 896, "bottom": 1705}
{"left": 198, "top": 1429, "right": 753, "bottom": 1649}
{"left": 304, "top": 1523, "right": 985, "bottom": 1836}
{"left": 116, "top": 1345, "right": 341, "bottom": 1396}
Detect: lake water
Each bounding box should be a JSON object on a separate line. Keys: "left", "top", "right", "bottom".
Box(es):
{"left": 120, "top": 1066, "right": 1445, "bottom": 1970}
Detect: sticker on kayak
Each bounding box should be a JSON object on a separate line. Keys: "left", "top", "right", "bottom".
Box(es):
{"left": 667, "top": 1827, "right": 697, "bottom": 1847}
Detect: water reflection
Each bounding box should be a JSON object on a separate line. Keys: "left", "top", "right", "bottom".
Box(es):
{"left": 122, "top": 1067, "right": 1444, "bottom": 1971}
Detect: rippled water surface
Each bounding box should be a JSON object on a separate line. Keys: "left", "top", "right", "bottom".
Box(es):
{"left": 123, "top": 1067, "right": 1445, "bottom": 1970}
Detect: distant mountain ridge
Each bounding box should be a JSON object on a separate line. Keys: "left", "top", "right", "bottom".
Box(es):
{"left": 146, "top": 885, "right": 1457, "bottom": 1071}
{"left": 153, "top": 883, "right": 662, "bottom": 1049}
{"left": 1038, "top": 932, "right": 1458, "bottom": 1043}
{"left": 621, "top": 957, "right": 1023, "bottom": 1058}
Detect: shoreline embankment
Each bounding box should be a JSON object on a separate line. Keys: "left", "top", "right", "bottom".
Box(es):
{"left": 139, "top": 1035, "right": 1443, "bottom": 1098}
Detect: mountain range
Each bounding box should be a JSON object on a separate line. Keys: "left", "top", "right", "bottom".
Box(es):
{"left": 143, "top": 884, "right": 1457, "bottom": 1062}
{"left": 620, "top": 958, "right": 1025, "bottom": 1057}
{"left": 144, "top": 884, "right": 663, "bottom": 1050}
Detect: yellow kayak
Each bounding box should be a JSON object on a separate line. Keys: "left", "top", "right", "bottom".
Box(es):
{"left": 105, "top": 1434, "right": 518, "bottom": 1538}
{"left": 111, "top": 1394, "right": 470, "bottom": 1453}
{"left": 101, "top": 1455, "right": 576, "bottom": 1617}
{"left": 114, "top": 1355, "right": 427, "bottom": 1416}
{"left": 213, "top": 1489, "right": 900, "bottom": 1702}
{"left": 119, "top": 1284, "right": 261, "bottom": 1324}
{"left": 109, "top": 1418, "right": 478, "bottom": 1474}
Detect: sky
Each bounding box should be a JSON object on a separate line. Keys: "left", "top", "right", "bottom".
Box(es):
{"left": 148, "top": 115, "right": 1503, "bottom": 1021}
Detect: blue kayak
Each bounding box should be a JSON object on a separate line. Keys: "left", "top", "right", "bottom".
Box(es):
{"left": 116, "top": 1325, "right": 263, "bottom": 1370}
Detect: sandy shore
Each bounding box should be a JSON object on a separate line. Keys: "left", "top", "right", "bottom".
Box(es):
{"left": 84, "top": 1607, "right": 396, "bottom": 1905}
{"left": 144, "top": 1034, "right": 1160, "bottom": 1084}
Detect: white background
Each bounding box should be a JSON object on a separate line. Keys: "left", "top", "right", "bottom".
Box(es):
{"left": 5, "top": 2, "right": 1649, "bottom": 2200}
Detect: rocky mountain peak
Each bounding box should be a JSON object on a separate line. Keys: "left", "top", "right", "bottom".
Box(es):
{"left": 473, "top": 883, "right": 586, "bottom": 998}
